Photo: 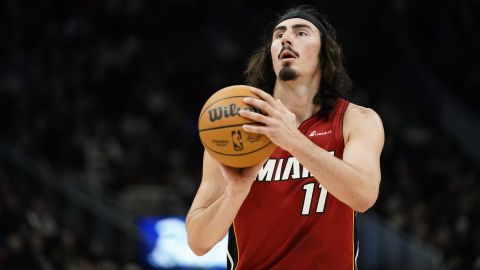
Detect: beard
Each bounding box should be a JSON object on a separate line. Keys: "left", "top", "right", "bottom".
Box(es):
{"left": 279, "top": 65, "right": 298, "bottom": 81}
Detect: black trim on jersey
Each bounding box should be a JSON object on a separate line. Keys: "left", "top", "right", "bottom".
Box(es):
{"left": 227, "top": 225, "right": 239, "bottom": 270}
{"left": 354, "top": 212, "right": 359, "bottom": 270}
{"left": 340, "top": 100, "right": 350, "bottom": 147}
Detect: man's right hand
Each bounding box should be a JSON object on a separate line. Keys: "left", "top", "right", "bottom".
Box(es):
{"left": 217, "top": 160, "right": 265, "bottom": 194}
{"left": 186, "top": 151, "right": 265, "bottom": 255}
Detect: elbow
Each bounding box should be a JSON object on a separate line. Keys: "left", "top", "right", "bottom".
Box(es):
{"left": 189, "top": 245, "right": 210, "bottom": 256}
{"left": 354, "top": 187, "right": 379, "bottom": 213}
{"left": 185, "top": 215, "right": 215, "bottom": 256}
{"left": 187, "top": 237, "right": 212, "bottom": 256}
{"left": 354, "top": 198, "right": 376, "bottom": 213}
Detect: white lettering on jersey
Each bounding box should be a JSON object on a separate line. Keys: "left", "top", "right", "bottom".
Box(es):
{"left": 282, "top": 157, "right": 300, "bottom": 180}
{"left": 257, "top": 159, "right": 276, "bottom": 181}
{"left": 256, "top": 151, "right": 335, "bottom": 182}
{"left": 309, "top": 130, "right": 332, "bottom": 137}
{"left": 274, "top": 159, "right": 284, "bottom": 181}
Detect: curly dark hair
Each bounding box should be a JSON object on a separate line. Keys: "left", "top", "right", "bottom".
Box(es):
{"left": 244, "top": 5, "right": 352, "bottom": 120}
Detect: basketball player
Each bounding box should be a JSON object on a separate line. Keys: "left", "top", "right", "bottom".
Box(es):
{"left": 187, "top": 5, "right": 384, "bottom": 269}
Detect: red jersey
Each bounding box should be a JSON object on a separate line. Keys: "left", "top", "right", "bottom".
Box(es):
{"left": 227, "top": 98, "right": 358, "bottom": 270}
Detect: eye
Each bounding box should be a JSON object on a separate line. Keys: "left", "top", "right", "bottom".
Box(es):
{"left": 297, "top": 31, "right": 308, "bottom": 37}
{"left": 274, "top": 32, "right": 284, "bottom": 39}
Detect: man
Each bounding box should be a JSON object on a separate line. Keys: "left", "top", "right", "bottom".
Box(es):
{"left": 186, "top": 5, "right": 384, "bottom": 269}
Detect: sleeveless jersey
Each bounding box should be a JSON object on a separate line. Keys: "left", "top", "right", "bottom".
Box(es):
{"left": 227, "top": 98, "right": 358, "bottom": 270}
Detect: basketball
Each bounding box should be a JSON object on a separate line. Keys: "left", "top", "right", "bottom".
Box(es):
{"left": 198, "top": 85, "right": 276, "bottom": 168}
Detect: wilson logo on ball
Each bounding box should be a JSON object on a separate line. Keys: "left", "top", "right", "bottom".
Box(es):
{"left": 198, "top": 85, "right": 276, "bottom": 168}
{"left": 208, "top": 104, "right": 260, "bottom": 122}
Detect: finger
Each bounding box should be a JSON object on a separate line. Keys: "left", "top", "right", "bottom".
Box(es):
{"left": 239, "top": 109, "right": 273, "bottom": 125}
{"left": 242, "top": 124, "right": 269, "bottom": 135}
{"left": 248, "top": 87, "right": 277, "bottom": 107}
{"left": 243, "top": 97, "right": 274, "bottom": 115}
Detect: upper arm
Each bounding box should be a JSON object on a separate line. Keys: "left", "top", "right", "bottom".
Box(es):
{"left": 186, "top": 151, "right": 227, "bottom": 222}
{"left": 342, "top": 105, "right": 385, "bottom": 188}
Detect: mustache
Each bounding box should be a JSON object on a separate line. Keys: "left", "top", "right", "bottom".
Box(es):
{"left": 278, "top": 45, "right": 299, "bottom": 59}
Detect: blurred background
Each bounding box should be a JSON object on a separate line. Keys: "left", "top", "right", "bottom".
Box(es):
{"left": 0, "top": 0, "right": 479, "bottom": 269}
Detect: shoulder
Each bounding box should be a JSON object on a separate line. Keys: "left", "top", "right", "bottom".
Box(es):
{"left": 344, "top": 102, "right": 381, "bottom": 122}
{"left": 343, "top": 102, "right": 384, "bottom": 143}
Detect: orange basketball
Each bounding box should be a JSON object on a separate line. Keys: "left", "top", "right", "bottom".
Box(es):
{"left": 198, "top": 85, "right": 276, "bottom": 168}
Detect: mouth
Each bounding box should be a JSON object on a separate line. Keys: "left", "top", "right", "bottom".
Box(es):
{"left": 278, "top": 49, "right": 298, "bottom": 60}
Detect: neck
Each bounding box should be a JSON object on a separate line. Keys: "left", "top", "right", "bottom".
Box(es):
{"left": 273, "top": 75, "right": 321, "bottom": 125}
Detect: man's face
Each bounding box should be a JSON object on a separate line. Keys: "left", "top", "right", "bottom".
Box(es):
{"left": 270, "top": 18, "right": 321, "bottom": 81}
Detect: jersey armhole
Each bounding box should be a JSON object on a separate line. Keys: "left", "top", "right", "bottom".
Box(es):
{"left": 333, "top": 99, "right": 350, "bottom": 153}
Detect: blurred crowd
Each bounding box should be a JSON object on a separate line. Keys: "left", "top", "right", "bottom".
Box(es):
{"left": 0, "top": 167, "right": 143, "bottom": 270}
{"left": 372, "top": 84, "right": 480, "bottom": 269}
{"left": 0, "top": 0, "right": 479, "bottom": 269}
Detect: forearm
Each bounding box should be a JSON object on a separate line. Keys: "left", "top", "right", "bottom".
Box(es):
{"left": 186, "top": 184, "right": 249, "bottom": 255}
{"left": 290, "top": 136, "right": 378, "bottom": 212}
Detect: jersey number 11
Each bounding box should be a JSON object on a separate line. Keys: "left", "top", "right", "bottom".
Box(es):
{"left": 301, "top": 182, "right": 328, "bottom": 215}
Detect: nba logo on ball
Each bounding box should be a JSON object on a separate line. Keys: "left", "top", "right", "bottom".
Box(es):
{"left": 198, "top": 85, "right": 277, "bottom": 168}
{"left": 231, "top": 130, "right": 244, "bottom": 151}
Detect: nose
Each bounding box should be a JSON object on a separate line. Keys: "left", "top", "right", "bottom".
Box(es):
{"left": 281, "top": 31, "right": 292, "bottom": 46}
